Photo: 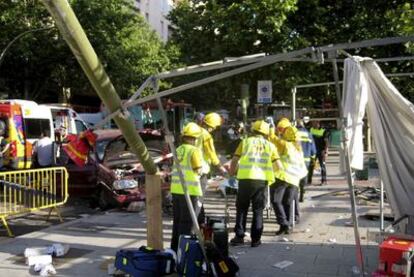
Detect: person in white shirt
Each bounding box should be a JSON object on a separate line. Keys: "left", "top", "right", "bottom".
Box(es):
{"left": 35, "top": 130, "right": 54, "bottom": 167}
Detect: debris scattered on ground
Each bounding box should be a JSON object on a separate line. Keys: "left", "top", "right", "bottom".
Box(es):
{"left": 345, "top": 221, "right": 354, "bottom": 226}
{"left": 272, "top": 260, "right": 294, "bottom": 269}
{"left": 337, "top": 215, "right": 344, "bottom": 219}
{"left": 35, "top": 264, "right": 56, "bottom": 276}
{"left": 236, "top": 251, "right": 246, "bottom": 255}
{"left": 126, "top": 201, "right": 145, "bottom": 212}
{"left": 328, "top": 238, "right": 337, "bottom": 244}
{"left": 279, "top": 237, "right": 289, "bottom": 242}
{"left": 304, "top": 228, "right": 311, "bottom": 233}
{"left": 27, "top": 255, "right": 52, "bottom": 266}
{"left": 24, "top": 244, "right": 69, "bottom": 276}
{"left": 352, "top": 265, "right": 361, "bottom": 275}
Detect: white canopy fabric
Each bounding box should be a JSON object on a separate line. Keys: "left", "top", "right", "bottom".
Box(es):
{"left": 343, "top": 57, "right": 414, "bottom": 218}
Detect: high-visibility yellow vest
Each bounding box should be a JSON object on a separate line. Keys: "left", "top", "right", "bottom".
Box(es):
{"left": 275, "top": 142, "right": 308, "bottom": 187}
{"left": 237, "top": 136, "right": 275, "bottom": 185}
{"left": 196, "top": 127, "right": 211, "bottom": 174}
{"left": 310, "top": 127, "right": 325, "bottom": 138}
{"left": 171, "top": 144, "right": 202, "bottom": 196}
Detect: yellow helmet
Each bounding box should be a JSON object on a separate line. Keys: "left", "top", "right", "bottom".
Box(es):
{"left": 277, "top": 117, "right": 291, "bottom": 129}
{"left": 182, "top": 122, "right": 202, "bottom": 138}
{"left": 251, "top": 120, "right": 270, "bottom": 136}
{"left": 203, "top": 112, "right": 222, "bottom": 129}
{"left": 283, "top": 126, "right": 298, "bottom": 141}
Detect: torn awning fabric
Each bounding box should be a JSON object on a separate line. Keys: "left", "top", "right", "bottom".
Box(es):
{"left": 342, "top": 57, "right": 414, "bottom": 218}
{"left": 63, "top": 130, "right": 97, "bottom": 167}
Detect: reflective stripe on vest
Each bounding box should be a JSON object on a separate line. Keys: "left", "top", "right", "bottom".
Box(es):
{"left": 237, "top": 136, "right": 275, "bottom": 185}
{"left": 196, "top": 127, "right": 211, "bottom": 174}
{"left": 275, "top": 142, "right": 308, "bottom": 187}
{"left": 297, "top": 130, "right": 311, "bottom": 143}
{"left": 170, "top": 144, "right": 202, "bottom": 196}
{"left": 310, "top": 128, "right": 325, "bottom": 138}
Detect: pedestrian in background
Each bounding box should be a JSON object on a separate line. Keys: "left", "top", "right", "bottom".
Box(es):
{"left": 229, "top": 120, "right": 281, "bottom": 247}
{"left": 309, "top": 120, "right": 329, "bottom": 186}
{"left": 170, "top": 123, "right": 203, "bottom": 252}
{"left": 33, "top": 130, "right": 54, "bottom": 167}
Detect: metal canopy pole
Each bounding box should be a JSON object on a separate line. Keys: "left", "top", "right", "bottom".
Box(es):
{"left": 380, "top": 181, "right": 385, "bottom": 231}
{"left": 332, "top": 53, "right": 365, "bottom": 275}
{"left": 152, "top": 79, "right": 210, "bottom": 264}
{"left": 127, "top": 47, "right": 315, "bottom": 108}
{"left": 155, "top": 36, "right": 414, "bottom": 80}
{"left": 319, "top": 36, "right": 414, "bottom": 52}
{"left": 291, "top": 87, "right": 297, "bottom": 123}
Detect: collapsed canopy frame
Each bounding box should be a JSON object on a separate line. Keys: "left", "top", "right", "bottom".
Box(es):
{"left": 124, "top": 35, "right": 414, "bottom": 275}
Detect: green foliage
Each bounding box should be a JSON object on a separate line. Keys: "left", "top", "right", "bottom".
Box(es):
{"left": 0, "top": 0, "right": 178, "bottom": 102}
{"left": 168, "top": 0, "right": 414, "bottom": 110}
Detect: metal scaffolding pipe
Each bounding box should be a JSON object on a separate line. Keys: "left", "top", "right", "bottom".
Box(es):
{"left": 127, "top": 47, "right": 315, "bottom": 107}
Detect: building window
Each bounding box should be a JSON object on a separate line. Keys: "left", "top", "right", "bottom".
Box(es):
{"left": 145, "top": 12, "right": 149, "bottom": 21}
{"left": 161, "top": 21, "right": 164, "bottom": 39}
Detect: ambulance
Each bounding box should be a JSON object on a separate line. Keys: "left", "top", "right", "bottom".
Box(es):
{"left": 0, "top": 100, "right": 54, "bottom": 169}
{"left": 42, "top": 104, "right": 89, "bottom": 141}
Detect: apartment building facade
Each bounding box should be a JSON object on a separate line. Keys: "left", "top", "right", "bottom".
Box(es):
{"left": 135, "top": 0, "right": 177, "bottom": 42}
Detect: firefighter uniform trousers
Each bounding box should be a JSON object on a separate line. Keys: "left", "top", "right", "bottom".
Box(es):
{"left": 234, "top": 180, "right": 267, "bottom": 240}
{"left": 171, "top": 194, "right": 198, "bottom": 252}
{"left": 270, "top": 180, "right": 297, "bottom": 227}
{"left": 272, "top": 142, "right": 307, "bottom": 228}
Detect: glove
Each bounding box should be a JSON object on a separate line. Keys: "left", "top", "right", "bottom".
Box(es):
{"left": 228, "top": 177, "right": 237, "bottom": 188}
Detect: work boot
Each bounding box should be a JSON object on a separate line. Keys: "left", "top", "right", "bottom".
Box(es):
{"left": 251, "top": 240, "right": 262, "bottom": 247}
{"left": 275, "top": 225, "right": 289, "bottom": 236}
{"left": 230, "top": 236, "right": 244, "bottom": 246}
{"left": 320, "top": 181, "right": 327, "bottom": 186}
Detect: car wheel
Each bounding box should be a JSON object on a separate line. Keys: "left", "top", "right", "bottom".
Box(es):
{"left": 98, "top": 189, "right": 110, "bottom": 210}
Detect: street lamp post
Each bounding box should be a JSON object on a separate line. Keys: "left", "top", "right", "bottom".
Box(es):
{"left": 0, "top": 26, "right": 55, "bottom": 69}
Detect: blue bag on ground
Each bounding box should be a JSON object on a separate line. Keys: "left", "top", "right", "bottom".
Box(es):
{"left": 114, "top": 246, "right": 175, "bottom": 277}
{"left": 177, "top": 235, "right": 204, "bottom": 277}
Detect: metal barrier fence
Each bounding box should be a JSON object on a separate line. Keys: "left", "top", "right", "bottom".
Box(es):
{"left": 0, "top": 167, "right": 68, "bottom": 237}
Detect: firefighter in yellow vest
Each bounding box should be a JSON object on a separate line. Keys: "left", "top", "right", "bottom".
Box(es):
{"left": 229, "top": 120, "right": 281, "bottom": 247}
{"left": 0, "top": 120, "right": 10, "bottom": 169}
{"left": 195, "top": 112, "right": 227, "bottom": 222}
{"left": 270, "top": 118, "right": 308, "bottom": 235}
{"left": 170, "top": 122, "right": 203, "bottom": 251}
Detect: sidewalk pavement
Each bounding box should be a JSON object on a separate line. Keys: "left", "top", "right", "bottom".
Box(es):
{"left": 0, "top": 153, "right": 386, "bottom": 276}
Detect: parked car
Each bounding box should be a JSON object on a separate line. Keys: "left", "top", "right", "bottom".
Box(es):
{"left": 63, "top": 129, "right": 172, "bottom": 210}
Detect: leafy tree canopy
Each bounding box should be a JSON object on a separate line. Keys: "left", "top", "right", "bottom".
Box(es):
{"left": 0, "top": 0, "right": 179, "bottom": 103}
{"left": 168, "top": 0, "right": 414, "bottom": 110}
